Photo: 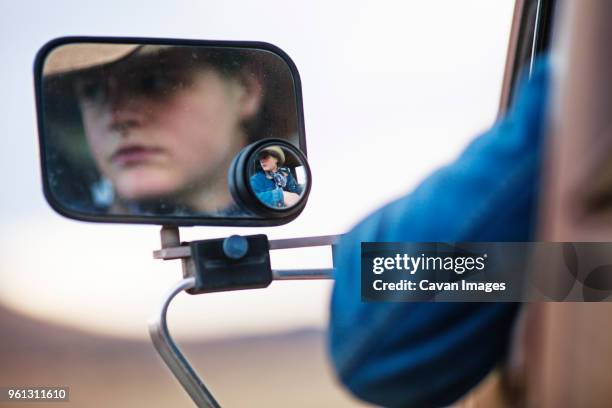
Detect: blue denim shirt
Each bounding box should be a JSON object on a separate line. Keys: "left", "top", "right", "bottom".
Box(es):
{"left": 250, "top": 169, "right": 302, "bottom": 208}
{"left": 328, "top": 60, "right": 549, "bottom": 407}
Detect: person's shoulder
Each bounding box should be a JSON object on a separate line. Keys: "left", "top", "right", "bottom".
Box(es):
{"left": 250, "top": 171, "right": 265, "bottom": 181}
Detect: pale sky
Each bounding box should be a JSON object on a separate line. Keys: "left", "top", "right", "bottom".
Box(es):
{"left": 0, "top": 0, "right": 514, "bottom": 340}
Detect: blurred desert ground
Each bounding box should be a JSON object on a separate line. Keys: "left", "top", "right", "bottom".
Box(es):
{"left": 0, "top": 303, "right": 369, "bottom": 408}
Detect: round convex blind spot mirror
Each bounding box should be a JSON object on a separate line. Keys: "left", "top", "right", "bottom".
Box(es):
{"left": 228, "top": 139, "right": 311, "bottom": 219}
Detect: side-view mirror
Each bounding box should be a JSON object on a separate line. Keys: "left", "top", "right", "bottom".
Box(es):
{"left": 34, "top": 37, "right": 309, "bottom": 226}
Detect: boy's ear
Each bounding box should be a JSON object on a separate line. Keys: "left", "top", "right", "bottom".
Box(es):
{"left": 237, "top": 68, "right": 264, "bottom": 120}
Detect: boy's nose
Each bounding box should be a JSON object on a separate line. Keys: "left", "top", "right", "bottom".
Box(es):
{"left": 106, "top": 80, "right": 148, "bottom": 132}
{"left": 109, "top": 101, "right": 146, "bottom": 133}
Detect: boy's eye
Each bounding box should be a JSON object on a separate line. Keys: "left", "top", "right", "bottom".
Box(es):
{"left": 76, "top": 79, "right": 107, "bottom": 102}
{"left": 134, "top": 70, "right": 186, "bottom": 96}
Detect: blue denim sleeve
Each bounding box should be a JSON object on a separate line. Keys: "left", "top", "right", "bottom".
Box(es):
{"left": 250, "top": 173, "right": 284, "bottom": 207}
{"left": 286, "top": 172, "right": 303, "bottom": 195}
{"left": 328, "top": 60, "right": 549, "bottom": 408}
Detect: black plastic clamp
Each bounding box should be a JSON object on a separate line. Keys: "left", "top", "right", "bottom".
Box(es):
{"left": 188, "top": 234, "right": 272, "bottom": 294}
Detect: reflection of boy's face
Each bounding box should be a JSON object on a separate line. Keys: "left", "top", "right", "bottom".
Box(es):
{"left": 77, "top": 60, "right": 257, "bottom": 205}
{"left": 259, "top": 154, "right": 278, "bottom": 172}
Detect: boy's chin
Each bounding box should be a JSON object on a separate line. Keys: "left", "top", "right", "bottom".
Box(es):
{"left": 115, "top": 178, "right": 180, "bottom": 202}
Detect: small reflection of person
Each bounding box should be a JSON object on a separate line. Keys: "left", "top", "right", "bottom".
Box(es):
{"left": 249, "top": 146, "right": 302, "bottom": 208}
{"left": 43, "top": 44, "right": 293, "bottom": 216}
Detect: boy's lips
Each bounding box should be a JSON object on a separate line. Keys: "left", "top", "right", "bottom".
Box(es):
{"left": 111, "top": 145, "right": 164, "bottom": 166}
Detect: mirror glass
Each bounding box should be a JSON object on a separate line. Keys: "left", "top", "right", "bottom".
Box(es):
{"left": 39, "top": 41, "right": 302, "bottom": 222}
{"left": 248, "top": 144, "right": 308, "bottom": 209}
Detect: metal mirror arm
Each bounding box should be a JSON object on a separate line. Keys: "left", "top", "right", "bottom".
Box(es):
{"left": 148, "top": 277, "right": 221, "bottom": 408}
{"left": 153, "top": 233, "right": 341, "bottom": 264}
{"left": 150, "top": 227, "right": 339, "bottom": 407}
{"left": 268, "top": 234, "right": 339, "bottom": 280}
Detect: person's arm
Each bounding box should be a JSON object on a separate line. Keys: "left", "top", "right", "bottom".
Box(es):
{"left": 329, "top": 59, "right": 549, "bottom": 407}
{"left": 280, "top": 172, "right": 302, "bottom": 207}
{"left": 256, "top": 188, "right": 284, "bottom": 207}
{"left": 285, "top": 172, "right": 303, "bottom": 195}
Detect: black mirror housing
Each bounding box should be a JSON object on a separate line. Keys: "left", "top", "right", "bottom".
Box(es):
{"left": 34, "top": 36, "right": 308, "bottom": 227}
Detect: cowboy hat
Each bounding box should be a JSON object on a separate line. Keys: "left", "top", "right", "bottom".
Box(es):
{"left": 43, "top": 44, "right": 168, "bottom": 76}
{"left": 258, "top": 146, "right": 285, "bottom": 166}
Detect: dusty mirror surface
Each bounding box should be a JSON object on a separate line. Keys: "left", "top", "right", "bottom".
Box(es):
{"left": 39, "top": 41, "right": 302, "bottom": 222}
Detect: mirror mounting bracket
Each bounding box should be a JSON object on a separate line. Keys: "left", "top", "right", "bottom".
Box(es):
{"left": 152, "top": 234, "right": 341, "bottom": 260}
{"left": 160, "top": 225, "right": 180, "bottom": 249}
{"left": 188, "top": 235, "right": 273, "bottom": 294}
{"left": 148, "top": 232, "right": 340, "bottom": 406}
